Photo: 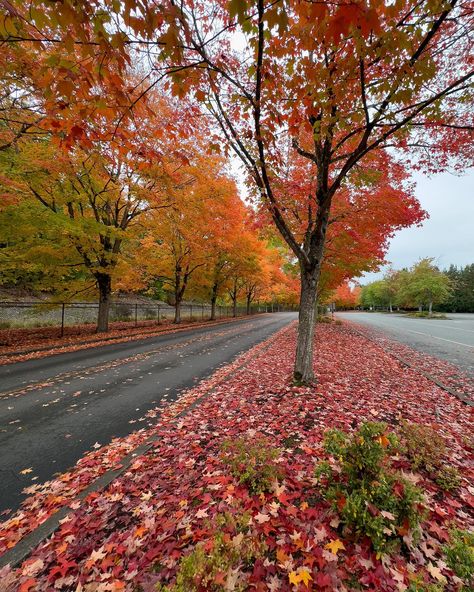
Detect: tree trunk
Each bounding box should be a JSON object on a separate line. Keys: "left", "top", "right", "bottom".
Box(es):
{"left": 174, "top": 265, "right": 183, "bottom": 324}
{"left": 246, "top": 293, "right": 251, "bottom": 315}
{"left": 210, "top": 282, "right": 218, "bottom": 321}
{"left": 96, "top": 273, "right": 112, "bottom": 333}
{"left": 292, "top": 193, "right": 331, "bottom": 384}
{"left": 418, "top": 304, "right": 423, "bottom": 312}
{"left": 174, "top": 298, "right": 181, "bottom": 324}
{"left": 232, "top": 295, "right": 237, "bottom": 317}
{"left": 294, "top": 269, "right": 318, "bottom": 384}
{"left": 428, "top": 300, "right": 433, "bottom": 316}
{"left": 389, "top": 300, "right": 393, "bottom": 313}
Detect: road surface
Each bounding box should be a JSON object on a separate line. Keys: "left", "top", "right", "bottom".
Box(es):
{"left": 336, "top": 312, "right": 474, "bottom": 377}
{"left": 0, "top": 312, "right": 296, "bottom": 513}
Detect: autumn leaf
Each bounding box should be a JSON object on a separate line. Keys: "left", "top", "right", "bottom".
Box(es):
{"left": 288, "top": 571, "right": 300, "bottom": 587}
{"left": 325, "top": 539, "right": 345, "bottom": 555}
{"left": 254, "top": 512, "right": 270, "bottom": 524}
{"left": 18, "top": 580, "right": 37, "bottom": 592}
{"left": 288, "top": 568, "right": 313, "bottom": 587}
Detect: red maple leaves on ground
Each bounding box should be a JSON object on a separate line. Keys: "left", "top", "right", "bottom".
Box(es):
{"left": 0, "top": 322, "right": 472, "bottom": 591}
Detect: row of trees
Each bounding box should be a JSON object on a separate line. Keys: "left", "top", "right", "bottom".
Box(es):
{"left": 359, "top": 259, "right": 460, "bottom": 314}
{"left": 0, "top": 116, "right": 300, "bottom": 329}
{"left": 1, "top": 0, "right": 473, "bottom": 382}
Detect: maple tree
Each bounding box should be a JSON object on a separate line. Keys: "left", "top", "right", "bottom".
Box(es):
{"left": 136, "top": 155, "right": 247, "bottom": 323}
{"left": 397, "top": 258, "right": 453, "bottom": 314}
{"left": 360, "top": 279, "right": 394, "bottom": 310}
{"left": 259, "top": 151, "right": 426, "bottom": 307}
{"left": 222, "top": 230, "right": 273, "bottom": 317}
{"left": 188, "top": 190, "right": 250, "bottom": 320}
{"left": 360, "top": 270, "right": 403, "bottom": 311}
{"left": 331, "top": 282, "right": 360, "bottom": 309}
{"left": 3, "top": 0, "right": 473, "bottom": 381}
{"left": 137, "top": 0, "right": 472, "bottom": 382}
{"left": 0, "top": 97, "right": 177, "bottom": 331}
{"left": 361, "top": 260, "right": 453, "bottom": 313}
{"left": 0, "top": 197, "right": 82, "bottom": 294}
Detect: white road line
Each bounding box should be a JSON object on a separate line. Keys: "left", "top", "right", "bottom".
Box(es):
{"left": 393, "top": 318, "right": 474, "bottom": 334}
{"left": 393, "top": 328, "right": 474, "bottom": 349}
{"left": 433, "top": 325, "right": 474, "bottom": 334}
{"left": 348, "top": 315, "right": 474, "bottom": 338}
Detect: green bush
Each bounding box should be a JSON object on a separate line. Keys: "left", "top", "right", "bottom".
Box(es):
{"left": 435, "top": 465, "right": 461, "bottom": 492}
{"left": 407, "top": 581, "right": 445, "bottom": 592}
{"left": 316, "top": 422, "right": 425, "bottom": 554}
{"left": 155, "top": 513, "right": 266, "bottom": 592}
{"left": 400, "top": 422, "right": 446, "bottom": 472}
{"left": 317, "top": 315, "right": 333, "bottom": 323}
{"left": 221, "top": 437, "right": 283, "bottom": 494}
{"left": 400, "top": 422, "right": 461, "bottom": 491}
{"left": 443, "top": 528, "right": 474, "bottom": 585}
{"left": 406, "top": 312, "right": 447, "bottom": 319}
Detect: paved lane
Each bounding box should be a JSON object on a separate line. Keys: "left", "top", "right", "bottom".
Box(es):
{"left": 0, "top": 313, "right": 296, "bottom": 513}
{"left": 336, "top": 312, "right": 474, "bottom": 377}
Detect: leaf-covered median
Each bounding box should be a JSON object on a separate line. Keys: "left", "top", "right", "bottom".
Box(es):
{"left": 0, "top": 322, "right": 473, "bottom": 591}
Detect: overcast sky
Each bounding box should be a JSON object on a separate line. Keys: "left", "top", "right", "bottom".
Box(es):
{"left": 360, "top": 169, "right": 474, "bottom": 283}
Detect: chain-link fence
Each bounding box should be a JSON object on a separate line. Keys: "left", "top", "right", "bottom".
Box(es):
{"left": 0, "top": 300, "right": 292, "bottom": 336}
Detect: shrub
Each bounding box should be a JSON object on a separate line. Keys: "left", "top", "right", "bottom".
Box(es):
{"left": 400, "top": 422, "right": 461, "bottom": 492}
{"left": 155, "top": 513, "right": 266, "bottom": 592}
{"left": 443, "top": 528, "right": 474, "bottom": 584}
{"left": 400, "top": 422, "right": 446, "bottom": 471}
{"left": 435, "top": 466, "right": 461, "bottom": 492}
{"left": 316, "top": 422, "right": 425, "bottom": 554}
{"left": 407, "top": 581, "right": 445, "bottom": 592}
{"left": 406, "top": 312, "right": 447, "bottom": 319}
{"left": 221, "top": 437, "right": 283, "bottom": 494}
{"left": 317, "top": 315, "right": 333, "bottom": 323}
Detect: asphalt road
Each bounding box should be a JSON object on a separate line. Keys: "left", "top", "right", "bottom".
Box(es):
{"left": 336, "top": 312, "right": 474, "bottom": 377}
{"left": 0, "top": 312, "right": 296, "bottom": 513}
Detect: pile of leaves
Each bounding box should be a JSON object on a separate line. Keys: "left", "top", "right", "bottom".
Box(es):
{"left": 0, "top": 322, "right": 472, "bottom": 591}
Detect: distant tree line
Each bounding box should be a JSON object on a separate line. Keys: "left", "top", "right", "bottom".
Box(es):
{"left": 438, "top": 264, "right": 474, "bottom": 313}
{"left": 360, "top": 258, "right": 474, "bottom": 314}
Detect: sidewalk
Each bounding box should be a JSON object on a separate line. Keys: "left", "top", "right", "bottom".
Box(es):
{"left": 0, "top": 321, "right": 472, "bottom": 591}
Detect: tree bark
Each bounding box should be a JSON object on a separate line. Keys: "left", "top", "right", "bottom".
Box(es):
{"left": 294, "top": 269, "right": 318, "bottom": 384}
{"left": 210, "top": 282, "right": 218, "bottom": 321}
{"left": 246, "top": 293, "right": 252, "bottom": 315}
{"left": 418, "top": 304, "right": 423, "bottom": 312}
{"left": 174, "top": 299, "right": 181, "bottom": 324}
{"left": 174, "top": 265, "right": 183, "bottom": 324}
{"left": 389, "top": 300, "right": 393, "bottom": 313}
{"left": 230, "top": 279, "right": 238, "bottom": 317}
{"left": 96, "top": 273, "right": 112, "bottom": 333}
{"left": 292, "top": 191, "right": 331, "bottom": 384}
{"left": 428, "top": 300, "right": 433, "bottom": 316}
